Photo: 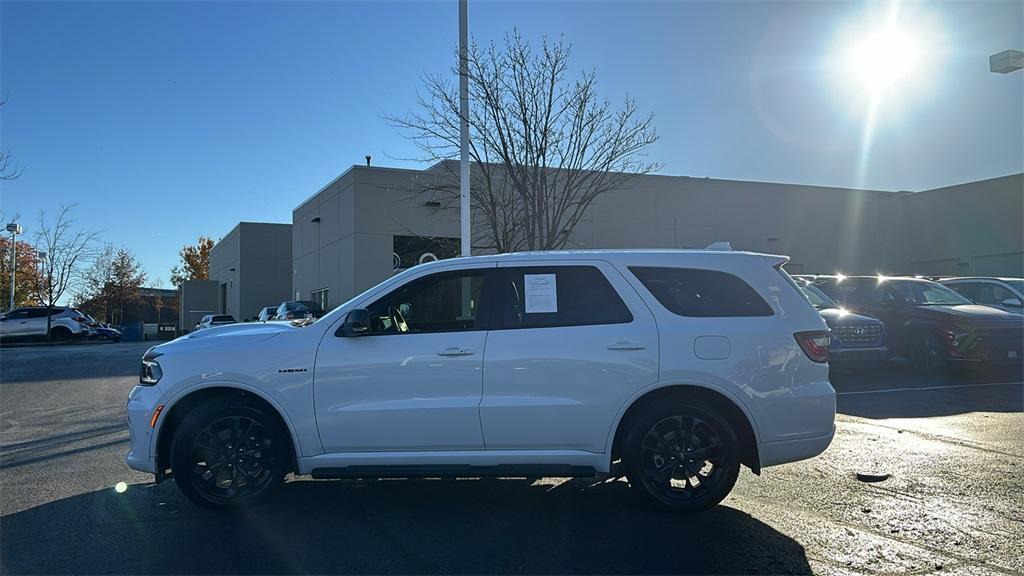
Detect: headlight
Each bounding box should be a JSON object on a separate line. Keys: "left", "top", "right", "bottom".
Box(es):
{"left": 140, "top": 350, "right": 163, "bottom": 385}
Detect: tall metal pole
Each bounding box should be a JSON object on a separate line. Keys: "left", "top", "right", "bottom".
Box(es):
{"left": 459, "top": 0, "right": 471, "bottom": 257}
{"left": 8, "top": 232, "right": 15, "bottom": 310}
{"left": 6, "top": 224, "right": 22, "bottom": 310}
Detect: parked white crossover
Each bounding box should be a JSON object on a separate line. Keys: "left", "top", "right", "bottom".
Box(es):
{"left": 126, "top": 250, "right": 835, "bottom": 512}
{"left": 0, "top": 306, "right": 92, "bottom": 340}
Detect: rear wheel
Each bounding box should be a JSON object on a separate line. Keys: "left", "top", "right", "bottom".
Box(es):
{"left": 911, "top": 331, "right": 947, "bottom": 373}
{"left": 625, "top": 400, "right": 740, "bottom": 513}
{"left": 49, "top": 326, "right": 72, "bottom": 341}
{"left": 170, "top": 397, "right": 290, "bottom": 510}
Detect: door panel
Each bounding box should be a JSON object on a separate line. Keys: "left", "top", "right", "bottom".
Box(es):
{"left": 314, "top": 331, "right": 488, "bottom": 452}
{"left": 480, "top": 261, "right": 659, "bottom": 453}
{"left": 313, "top": 266, "right": 492, "bottom": 453}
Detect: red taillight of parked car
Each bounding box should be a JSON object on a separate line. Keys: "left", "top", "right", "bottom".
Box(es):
{"left": 72, "top": 316, "right": 88, "bottom": 323}
{"left": 795, "top": 331, "right": 830, "bottom": 363}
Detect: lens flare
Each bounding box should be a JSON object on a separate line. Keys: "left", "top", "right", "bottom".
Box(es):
{"left": 115, "top": 482, "right": 128, "bottom": 493}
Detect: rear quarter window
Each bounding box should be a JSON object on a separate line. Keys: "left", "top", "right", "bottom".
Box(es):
{"left": 630, "top": 266, "right": 774, "bottom": 317}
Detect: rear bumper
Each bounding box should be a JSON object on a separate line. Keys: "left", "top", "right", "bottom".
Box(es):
{"left": 759, "top": 427, "right": 835, "bottom": 468}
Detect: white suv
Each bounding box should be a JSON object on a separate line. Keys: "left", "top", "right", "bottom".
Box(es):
{"left": 0, "top": 306, "right": 92, "bottom": 340}
{"left": 126, "top": 250, "right": 835, "bottom": 512}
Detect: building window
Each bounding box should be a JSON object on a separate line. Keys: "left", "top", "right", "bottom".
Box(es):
{"left": 312, "top": 288, "right": 330, "bottom": 311}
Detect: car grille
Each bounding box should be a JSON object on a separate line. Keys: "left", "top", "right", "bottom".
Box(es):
{"left": 834, "top": 324, "right": 883, "bottom": 347}
{"left": 975, "top": 326, "right": 1024, "bottom": 351}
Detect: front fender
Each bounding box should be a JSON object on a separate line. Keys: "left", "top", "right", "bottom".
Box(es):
{"left": 150, "top": 380, "right": 317, "bottom": 468}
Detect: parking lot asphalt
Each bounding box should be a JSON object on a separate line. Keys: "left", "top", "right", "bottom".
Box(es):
{"left": 1, "top": 342, "right": 1022, "bottom": 575}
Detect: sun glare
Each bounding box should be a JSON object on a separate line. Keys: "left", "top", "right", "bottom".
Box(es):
{"left": 851, "top": 28, "right": 918, "bottom": 93}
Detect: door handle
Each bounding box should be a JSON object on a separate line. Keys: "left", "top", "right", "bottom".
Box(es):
{"left": 436, "top": 347, "right": 475, "bottom": 357}
{"left": 607, "top": 341, "right": 645, "bottom": 351}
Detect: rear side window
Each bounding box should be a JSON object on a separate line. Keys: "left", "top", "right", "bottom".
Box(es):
{"left": 630, "top": 267, "right": 773, "bottom": 317}
{"left": 498, "top": 266, "right": 632, "bottom": 329}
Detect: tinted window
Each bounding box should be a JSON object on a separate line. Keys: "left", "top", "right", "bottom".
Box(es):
{"left": 367, "top": 270, "right": 486, "bottom": 334}
{"left": 631, "top": 267, "right": 773, "bottom": 317}
{"left": 497, "top": 266, "right": 632, "bottom": 329}
{"left": 819, "top": 279, "right": 885, "bottom": 305}
{"left": 4, "top": 309, "right": 29, "bottom": 320}
{"left": 212, "top": 315, "right": 235, "bottom": 322}
{"left": 26, "top": 308, "right": 51, "bottom": 318}
{"left": 946, "top": 282, "right": 980, "bottom": 301}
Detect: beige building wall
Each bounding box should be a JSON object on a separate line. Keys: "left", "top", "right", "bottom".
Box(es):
{"left": 290, "top": 163, "right": 1023, "bottom": 309}
{"left": 877, "top": 173, "right": 1023, "bottom": 276}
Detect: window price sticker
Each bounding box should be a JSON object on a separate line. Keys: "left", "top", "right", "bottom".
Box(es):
{"left": 524, "top": 274, "right": 557, "bottom": 313}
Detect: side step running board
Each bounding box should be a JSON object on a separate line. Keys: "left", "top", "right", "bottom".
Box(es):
{"left": 311, "top": 464, "right": 596, "bottom": 480}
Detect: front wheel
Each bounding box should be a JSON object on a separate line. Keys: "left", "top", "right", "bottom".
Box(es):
{"left": 911, "top": 332, "right": 947, "bottom": 373}
{"left": 625, "top": 400, "right": 740, "bottom": 513}
{"left": 170, "top": 397, "right": 290, "bottom": 510}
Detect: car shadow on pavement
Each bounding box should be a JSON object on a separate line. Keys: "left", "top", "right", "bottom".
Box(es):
{"left": 1, "top": 477, "right": 811, "bottom": 575}
{"left": 832, "top": 361, "right": 1024, "bottom": 419}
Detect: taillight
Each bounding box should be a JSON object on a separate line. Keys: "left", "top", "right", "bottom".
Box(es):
{"left": 72, "top": 316, "right": 88, "bottom": 323}
{"left": 795, "top": 330, "right": 830, "bottom": 363}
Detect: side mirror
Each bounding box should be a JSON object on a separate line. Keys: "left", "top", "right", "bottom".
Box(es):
{"left": 1001, "top": 297, "right": 1023, "bottom": 308}
{"left": 337, "top": 308, "right": 371, "bottom": 337}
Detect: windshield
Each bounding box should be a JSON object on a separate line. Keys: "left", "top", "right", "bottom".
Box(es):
{"left": 890, "top": 281, "right": 971, "bottom": 306}
{"left": 799, "top": 284, "right": 838, "bottom": 309}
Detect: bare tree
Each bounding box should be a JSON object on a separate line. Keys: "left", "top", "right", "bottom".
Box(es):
{"left": 1, "top": 97, "right": 22, "bottom": 181}
{"left": 33, "top": 205, "right": 100, "bottom": 339}
{"left": 387, "top": 31, "right": 659, "bottom": 252}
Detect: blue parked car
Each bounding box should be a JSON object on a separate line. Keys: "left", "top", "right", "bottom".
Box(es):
{"left": 797, "top": 279, "right": 888, "bottom": 367}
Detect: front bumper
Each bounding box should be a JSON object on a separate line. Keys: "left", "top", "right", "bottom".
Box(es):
{"left": 829, "top": 345, "right": 889, "bottom": 364}
{"left": 125, "top": 385, "right": 163, "bottom": 474}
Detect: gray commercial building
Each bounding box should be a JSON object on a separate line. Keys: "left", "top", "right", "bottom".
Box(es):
{"left": 287, "top": 163, "right": 1023, "bottom": 311}
{"left": 209, "top": 222, "right": 293, "bottom": 321}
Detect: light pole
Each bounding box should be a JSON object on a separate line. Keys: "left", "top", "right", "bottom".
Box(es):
{"left": 6, "top": 222, "right": 22, "bottom": 311}
{"left": 459, "top": 0, "right": 471, "bottom": 257}
{"left": 36, "top": 251, "right": 47, "bottom": 306}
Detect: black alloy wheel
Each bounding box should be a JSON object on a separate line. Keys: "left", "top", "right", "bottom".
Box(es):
{"left": 911, "top": 332, "right": 946, "bottom": 373}
{"left": 626, "top": 400, "right": 740, "bottom": 513}
{"left": 171, "top": 398, "right": 289, "bottom": 509}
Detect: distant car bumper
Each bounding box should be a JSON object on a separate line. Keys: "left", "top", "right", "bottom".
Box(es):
{"left": 829, "top": 345, "right": 889, "bottom": 364}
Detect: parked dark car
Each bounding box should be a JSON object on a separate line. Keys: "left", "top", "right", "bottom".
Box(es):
{"left": 815, "top": 276, "right": 1024, "bottom": 371}
{"left": 84, "top": 314, "right": 122, "bottom": 342}
{"left": 257, "top": 306, "right": 279, "bottom": 322}
{"left": 275, "top": 300, "right": 325, "bottom": 321}
{"left": 797, "top": 280, "right": 887, "bottom": 366}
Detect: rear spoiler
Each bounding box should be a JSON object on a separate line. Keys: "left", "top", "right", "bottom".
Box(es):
{"left": 764, "top": 255, "right": 790, "bottom": 269}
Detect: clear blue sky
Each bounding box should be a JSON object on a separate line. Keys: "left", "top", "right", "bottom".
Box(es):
{"left": 2, "top": 0, "right": 1021, "bottom": 284}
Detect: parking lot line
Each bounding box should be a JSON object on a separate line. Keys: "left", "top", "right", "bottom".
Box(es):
{"left": 836, "top": 381, "right": 1023, "bottom": 396}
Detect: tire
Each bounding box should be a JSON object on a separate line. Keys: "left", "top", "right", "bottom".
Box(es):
{"left": 625, "top": 399, "right": 740, "bottom": 513}
{"left": 49, "top": 326, "right": 72, "bottom": 341}
{"left": 170, "top": 396, "right": 290, "bottom": 510}
{"left": 911, "top": 331, "right": 947, "bottom": 373}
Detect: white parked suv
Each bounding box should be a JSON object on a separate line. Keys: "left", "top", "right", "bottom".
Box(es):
{"left": 0, "top": 306, "right": 92, "bottom": 340}
{"left": 126, "top": 250, "right": 835, "bottom": 512}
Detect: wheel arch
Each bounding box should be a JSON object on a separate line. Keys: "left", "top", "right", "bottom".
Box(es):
{"left": 153, "top": 384, "right": 300, "bottom": 480}
{"left": 608, "top": 383, "right": 762, "bottom": 475}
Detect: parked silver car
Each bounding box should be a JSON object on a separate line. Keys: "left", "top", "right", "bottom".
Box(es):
{"left": 940, "top": 277, "right": 1024, "bottom": 315}
{"left": 193, "top": 314, "right": 237, "bottom": 331}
